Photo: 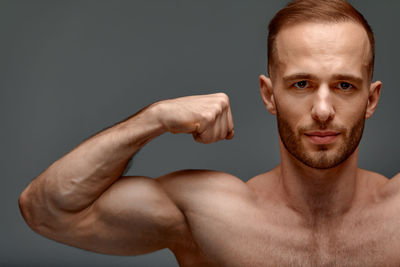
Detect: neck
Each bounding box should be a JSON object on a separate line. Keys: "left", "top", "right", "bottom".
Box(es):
{"left": 277, "top": 143, "right": 361, "bottom": 226}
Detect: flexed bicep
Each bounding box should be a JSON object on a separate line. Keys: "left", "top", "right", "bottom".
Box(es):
{"left": 34, "top": 176, "right": 189, "bottom": 256}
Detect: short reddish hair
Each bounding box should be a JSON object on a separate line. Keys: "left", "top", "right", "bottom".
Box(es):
{"left": 267, "top": 0, "right": 375, "bottom": 79}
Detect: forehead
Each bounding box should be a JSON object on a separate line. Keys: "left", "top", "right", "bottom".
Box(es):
{"left": 273, "top": 22, "right": 371, "bottom": 80}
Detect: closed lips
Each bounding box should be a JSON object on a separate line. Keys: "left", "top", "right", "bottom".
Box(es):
{"left": 304, "top": 131, "right": 340, "bottom": 136}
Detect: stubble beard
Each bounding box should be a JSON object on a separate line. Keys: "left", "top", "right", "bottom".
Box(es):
{"left": 276, "top": 109, "right": 366, "bottom": 169}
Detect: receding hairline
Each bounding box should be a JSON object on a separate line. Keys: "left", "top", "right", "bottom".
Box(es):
{"left": 268, "top": 20, "right": 374, "bottom": 80}
{"left": 267, "top": 0, "right": 375, "bottom": 80}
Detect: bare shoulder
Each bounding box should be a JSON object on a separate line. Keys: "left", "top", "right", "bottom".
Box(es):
{"left": 359, "top": 168, "right": 389, "bottom": 186}
{"left": 157, "top": 169, "right": 255, "bottom": 210}
{"left": 357, "top": 169, "right": 400, "bottom": 203}
{"left": 157, "top": 170, "right": 259, "bottom": 265}
{"left": 389, "top": 172, "right": 400, "bottom": 182}
{"left": 246, "top": 167, "right": 282, "bottom": 203}
{"left": 378, "top": 171, "right": 400, "bottom": 200}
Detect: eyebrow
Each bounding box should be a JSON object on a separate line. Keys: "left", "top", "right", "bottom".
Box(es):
{"left": 282, "top": 73, "right": 364, "bottom": 85}
{"left": 282, "top": 73, "right": 317, "bottom": 83}
{"left": 331, "top": 74, "right": 364, "bottom": 85}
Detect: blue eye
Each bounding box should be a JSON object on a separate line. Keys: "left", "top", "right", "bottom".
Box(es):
{"left": 294, "top": 80, "right": 309, "bottom": 89}
{"left": 337, "top": 82, "right": 353, "bottom": 91}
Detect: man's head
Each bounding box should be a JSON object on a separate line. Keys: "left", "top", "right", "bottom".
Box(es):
{"left": 259, "top": 0, "right": 382, "bottom": 169}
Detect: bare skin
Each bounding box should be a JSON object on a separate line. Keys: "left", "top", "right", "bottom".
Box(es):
{"left": 19, "top": 22, "right": 400, "bottom": 266}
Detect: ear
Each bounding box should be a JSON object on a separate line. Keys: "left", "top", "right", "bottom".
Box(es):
{"left": 259, "top": 75, "right": 276, "bottom": 115}
{"left": 365, "top": 80, "right": 382, "bottom": 119}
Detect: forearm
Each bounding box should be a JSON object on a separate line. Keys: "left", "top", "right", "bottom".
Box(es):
{"left": 20, "top": 103, "right": 165, "bottom": 222}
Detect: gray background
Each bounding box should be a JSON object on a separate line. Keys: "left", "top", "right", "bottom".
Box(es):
{"left": 1, "top": 0, "right": 399, "bottom": 266}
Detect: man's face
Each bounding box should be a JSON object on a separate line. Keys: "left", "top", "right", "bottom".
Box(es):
{"left": 267, "top": 22, "right": 375, "bottom": 169}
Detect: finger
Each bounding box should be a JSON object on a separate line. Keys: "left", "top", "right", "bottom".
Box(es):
{"left": 226, "top": 104, "right": 234, "bottom": 139}
{"left": 192, "top": 119, "right": 215, "bottom": 144}
{"left": 226, "top": 129, "right": 234, "bottom": 140}
{"left": 193, "top": 131, "right": 207, "bottom": 143}
{"left": 196, "top": 111, "right": 223, "bottom": 144}
{"left": 195, "top": 127, "right": 214, "bottom": 144}
{"left": 218, "top": 110, "right": 229, "bottom": 140}
{"left": 196, "top": 104, "right": 232, "bottom": 143}
{"left": 192, "top": 131, "right": 201, "bottom": 141}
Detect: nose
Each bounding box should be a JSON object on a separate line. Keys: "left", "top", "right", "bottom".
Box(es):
{"left": 311, "top": 84, "right": 335, "bottom": 123}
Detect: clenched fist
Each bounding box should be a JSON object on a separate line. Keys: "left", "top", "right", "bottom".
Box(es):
{"left": 154, "top": 93, "right": 234, "bottom": 144}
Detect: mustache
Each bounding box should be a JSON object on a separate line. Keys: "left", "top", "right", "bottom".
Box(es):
{"left": 298, "top": 122, "right": 347, "bottom": 134}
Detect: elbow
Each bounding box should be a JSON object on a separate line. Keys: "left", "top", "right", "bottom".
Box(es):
{"left": 18, "top": 189, "right": 37, "bottom": 231}
{"left": 18, "top": 187, "right": 59, "bottom": 235}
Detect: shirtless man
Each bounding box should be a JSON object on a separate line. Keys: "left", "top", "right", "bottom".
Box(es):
{"left": 18, "top": 0, "right": 400, "bottom": 266}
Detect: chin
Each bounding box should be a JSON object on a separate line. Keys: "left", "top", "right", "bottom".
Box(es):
{"left": 296, "top": 145, "right": 355, "bottom": 170}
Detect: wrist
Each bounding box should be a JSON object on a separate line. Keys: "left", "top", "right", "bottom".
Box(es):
{"left": 146, "top": 100, "right": 171, "bottom": 133}
{"left": 117, "top": 102, "right": 167, "bottom": 146}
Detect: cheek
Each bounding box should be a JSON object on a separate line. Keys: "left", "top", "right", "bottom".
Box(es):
{"left": 333, "top": 96, "right": 368, "bottom": 123}
{"left": 275, "top": 89, "right": 308, "bottom": 112}
{"left": 276, "top": 105, "right": 307, "bottom": 137}
{"left": 275, "top": 93, "right": 312, "bottom": 125}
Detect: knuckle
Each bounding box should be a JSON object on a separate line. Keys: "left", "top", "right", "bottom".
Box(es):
{"left": 217, "top": 93, "right": 229, "bottom": 106}
{"left": 216, "top": 92, "right": 228, "bottom": 99}
{"left": 203, "top": 111, "right": 216, "bottom": 122}
{"left": 215, "top": 92, "right": 229, "bottom": 102}
{"left": 213, "top": 103, "right": 223, "bottom": 114}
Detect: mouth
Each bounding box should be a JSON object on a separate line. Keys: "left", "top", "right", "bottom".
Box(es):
{"left": 304, "top": 131, "right": 340, "bottom": 145}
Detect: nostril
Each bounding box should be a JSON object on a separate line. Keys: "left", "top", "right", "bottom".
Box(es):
{"left": 311, "top": 105, "right": 335, "bottom": 122}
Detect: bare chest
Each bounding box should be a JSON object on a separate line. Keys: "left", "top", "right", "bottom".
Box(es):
{"left": 174, "top": 205, "right": 400, "bottom": 267}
